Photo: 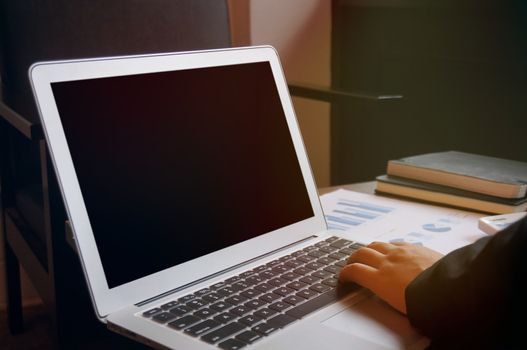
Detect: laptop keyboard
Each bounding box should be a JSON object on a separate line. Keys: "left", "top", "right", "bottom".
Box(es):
{"left": 141, "top": 237, "right": 364, "bottom": 349}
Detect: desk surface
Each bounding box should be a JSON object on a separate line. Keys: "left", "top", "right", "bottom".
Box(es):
{"left": 319, "top": 181, "right": 376, "bottom": 196}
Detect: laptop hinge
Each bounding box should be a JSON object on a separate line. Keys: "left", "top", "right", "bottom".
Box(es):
{"left": 136, "top": 235, "right": 318, "bottom": 307}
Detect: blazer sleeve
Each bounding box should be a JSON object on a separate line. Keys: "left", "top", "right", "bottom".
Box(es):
{"left": 405, "top": 216, "right": 527, "bottom": 340}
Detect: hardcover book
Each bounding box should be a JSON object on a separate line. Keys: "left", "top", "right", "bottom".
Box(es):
{"left": 376, "top": 175, "right": 527, "bottom": 214}
{"left": 387, "top": 151, "right": 527, "bottom": 199}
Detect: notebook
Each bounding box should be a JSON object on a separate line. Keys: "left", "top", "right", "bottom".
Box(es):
{"left": 29, "top": 46, "right": 422, "bottom": 349}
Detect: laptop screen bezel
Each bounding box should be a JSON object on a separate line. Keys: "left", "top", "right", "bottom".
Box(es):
{"left": 29, "top": 46, "right": 327, "bottom": 319}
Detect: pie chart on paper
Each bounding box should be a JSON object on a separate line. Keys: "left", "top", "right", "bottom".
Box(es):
{"left": 422, "top": 223, "right": 451, "bottom": 233}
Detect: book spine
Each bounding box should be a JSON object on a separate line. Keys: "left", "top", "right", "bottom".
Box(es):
{"left": 387, "top": 161, "right": 524, "bottom": 199}
{"left": 376, "top": 181, "right": 526, "bottom": 214}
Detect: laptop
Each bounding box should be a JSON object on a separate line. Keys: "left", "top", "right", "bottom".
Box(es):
{"left": 29, "top": 46, "right": 423, "bottom": 349}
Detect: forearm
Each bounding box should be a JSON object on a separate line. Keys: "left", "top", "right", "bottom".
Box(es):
{"left": 405, "top": 218, "right": 527, "bottom": 339}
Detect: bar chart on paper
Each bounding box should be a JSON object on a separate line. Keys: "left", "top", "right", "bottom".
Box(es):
{"left": 324, "top": 198, "right": 394, "bottom": 231}
{"left": 320, "top": 189, "right": 487, "bottom": 254}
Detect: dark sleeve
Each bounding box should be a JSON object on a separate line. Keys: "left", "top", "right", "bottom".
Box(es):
{"left": 405, "top": 216, "right": 527, "bottom": 340}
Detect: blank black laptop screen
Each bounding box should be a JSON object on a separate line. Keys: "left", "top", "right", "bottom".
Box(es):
{"left": 51, "top": 61, "right": 314, "bottom": 288}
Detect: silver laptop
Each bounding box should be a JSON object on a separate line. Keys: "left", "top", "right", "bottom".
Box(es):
{"left": 29, "top": 46, "right": 423, "bottom": 350}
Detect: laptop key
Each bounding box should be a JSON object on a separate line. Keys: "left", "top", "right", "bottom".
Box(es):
{"left": 217, "top": 286, "right": 237, "bottom": 296}
{"left": 245, "top": 275, "right": 264, "bottom": 285}
{"left": 273, "top": 287, "right": 295, "bottom": 297}
{"left": 324, "top": 265, "right": 342, "bottom": 274}
{"left": 266, "top": 260, "right": 281, "bottom": 268}
{"left": 160, "top": 301, "right": 178, "bottom": 310}
{"left": 319, "top": 245, "right": 338, "bottom": 253}
{"left": 284, "top": 260, "right": 303, "bottom": 268}
{"left": 236, "top": 330, "right": 263, "bottom": 344}
{"left": 286, "top": 281, "right": 308, "bottom": 291}
{"left": 169, "top": 304, "right": 193, "bottom": 316}
{"left": 253, "top": 283, "right": 274, "bottom": 293}
{"left": 202, "top": 292, "right": 222, "bottom": 303}
{"left": 258, "top": 271, "right": 278, "bottom": 280}
{"left": 253, "top": 308, "right": 277, "bottom": 319}
{"left": 271, "top": 265, "right": 289, "bottom": 274}
{"left": 214, "top": 312, "right": 238, "bottom": 324}
{"left": 350, "top": 243, "right": 365, "bottom": 250}
{"left": 296, "top": 255, "right": 316, "bottom": 263}
{"left": 252, "top": 323, "right": 278, "bottom": 336}
{"left": 225, "top": 295, "right": 248, "bottom": 306}
{"left": 307, "top": 250, "right": 326, "bottom": 259}
{"left": 339, "top": 247, "right": 355, "bottom": 255}
{"left": 328, "top": 252, "right": 347, "bottom": 260}
{"left": 296, "top": 289, "right": 319, "bottom": 300}
{"left": 299, "top": 276, "right": 319, "bottom": 285}
{"left": 201, "top": 322, "right": 246, "bottom": 344}
{"left": 281, "top": 272, "right": 298, "bottom": 281}
{"left": 259, "top": 292, "right": 281, "bottom": 303}
{"left": 278, "top": 254, "right": 293, "bottom": 262}
{"left": 252, "top": 265, "right": 267, "bottom": 273}
{"left": 184, "top": 319, "right": 221, "bottom": 337}
{"left": 321, "top": 278, "right": 338, "bottom": 287}
{"left": 187, "top": 299, "right": 207, "bottom": 309}
{"left": 211, "top": 282, "right": 227, "bottom": 290}
{"left": 239, "top": 270, "right": 256, "bottom": 278}
{"left": 285, "top": 290, "right": 339, "bottom": 319}
{"left": 231, "top": 281, "right": 250, "bottom": 291}
{"left": 143, "top": 307, "right": 163, "bottom": 317}
{"left": 268, "top": 278, "right": 288, "bottom": 287}
{"left": 239, "top": 314, "right": 263, "bottom": 327}
{"left": 309, "top": 283, "right": 332, "bottom": 293}
{"left": 291, "top": 250, "right": 304, "bottom": 257}
{"left": 210, "top": 301, "right": 231, "bottom": 312}
{"left": 178, "top": 294, "right": 196, "bottom": 303}
{"left": 244, "top": 299, "right": 267, "bottom": 309}
{"left": 226, "top": 276, "right": 241, "bottom": 284}
{"left": 268, "top": 301, "right": 291, "bottom": 312}
{"left": 240, "top": 288, "right": 263, "bottom": 298}
{"left": 317, "top": 257, "right": 334, "bottom": 266}
{"left": 293, "top": 267, "right": 311, "bottom": 276}
{"left": 302, "top": 245, "right": 317, "bottom": 252}
{"left": 230, "top": 305, "right": 253, "bottom": 316}
{"left": 267, "top": 314, "right": 297, "bottom": 328}
{"left": 335, "top": 259, "right": 348, "bottom": 267}
{"left": 325, "top": 236, "right": 339, "bottom": 243}
{"left": 152, "top": 312, "right": 177, "bottom": 323}
{"left": 194, "top": 308, "right": 218, "bottom": 319}
{"left": 312, "top": 270, "right": 333, "bottom": 280}
{"left": 305, "top": 262, "right": 325, "bottom": 270}
{"left": 218, "top": 338, "right": 247, "bottom": 350}
{"left": 168, "top": 315, "right": 201, "bottom": 330}
{"left": 194, "top": 288, "right": 211, "bottom": 297}
{"left": 283, "top": 295, "right": 305, "bottom": 306}
{"left": 330, "top": 239, "right": 352, "bottom": 248}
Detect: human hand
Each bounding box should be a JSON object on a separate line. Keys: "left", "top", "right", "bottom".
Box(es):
{"left": 339, "top": 242, "right": 443, "bottom": 314}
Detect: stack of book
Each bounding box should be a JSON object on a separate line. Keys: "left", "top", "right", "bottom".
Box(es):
{"left": 375, "top": 151, "right": 527, "bottom": 214}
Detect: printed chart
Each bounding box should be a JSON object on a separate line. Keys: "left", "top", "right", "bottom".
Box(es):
{"left": 320, "top": 189, "right": 487, "bottom": 254}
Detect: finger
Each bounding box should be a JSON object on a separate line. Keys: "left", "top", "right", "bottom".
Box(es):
{"left": 339, "top": 263, "right": 378, "bottom": 290}
{"left": 346, "top": 247, "right": 385, "bottom": 268}
{"left": 367, "top": 241, "right": 397, "bottom": 254}
{"left": 390, "top": 241, "right": 413, "bottom": 247}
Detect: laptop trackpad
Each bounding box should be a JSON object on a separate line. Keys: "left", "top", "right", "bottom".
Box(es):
{"left": 322, "top": 296, "right": 428, "bottom": 350}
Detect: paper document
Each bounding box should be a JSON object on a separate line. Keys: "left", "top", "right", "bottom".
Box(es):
{"left": 320, "top": 189, "right": 487, "bottom": 254}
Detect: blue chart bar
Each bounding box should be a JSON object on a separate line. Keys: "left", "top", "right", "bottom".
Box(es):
{"left": 333, "top": 209, "right": 378, "bottom": 220}
{"left": 326, "top": 215, "right": 364, "bottom": 226}
{"left": 337, "top": 200, "right": 393, "bottom": 214}
{"left": 327, "top": 223, "right": 348, "bottom": 231}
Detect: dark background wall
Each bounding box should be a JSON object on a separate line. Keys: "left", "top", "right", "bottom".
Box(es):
{"left": 331, "top": 0, "right": 527, "bottom": 184}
